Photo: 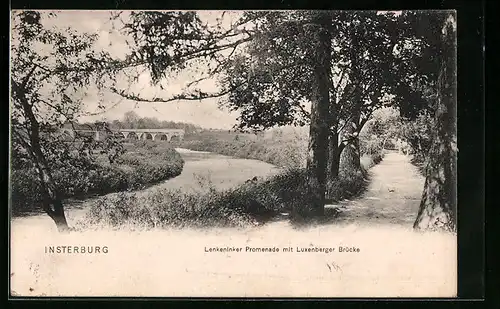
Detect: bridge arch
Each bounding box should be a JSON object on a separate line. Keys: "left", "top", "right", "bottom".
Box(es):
{"left": 114, "top": 132, "right": 126, "bottom": 139}
{"left": 127, "top": 132, "right": 138, "bottom": 140}
{"left": 100, "top": 129, "right": 185, "bottom": 142}
{"left": 157, "top": 134, "right": 169, "bottom": 141}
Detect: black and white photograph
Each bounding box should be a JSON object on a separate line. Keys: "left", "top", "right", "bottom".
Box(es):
{"left": 9, "top": 10, "right": 458, "bottom": 297}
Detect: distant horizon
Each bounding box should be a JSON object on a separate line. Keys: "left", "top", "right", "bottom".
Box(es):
{"left": 75, "top": 108, "right": 229, "bottom": 130}
{"left": 77, "top": 97, "right": 240, "bottom": 130}
{"left": 73, "top": 114, "right": 312, "bottom": 133}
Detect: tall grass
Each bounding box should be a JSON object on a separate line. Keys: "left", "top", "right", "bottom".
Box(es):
{"left": 80, "top": 168, "right": 305, "bottom": 230}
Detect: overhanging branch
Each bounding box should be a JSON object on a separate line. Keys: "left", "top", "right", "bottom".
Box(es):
{"left": 110, "top": 81, "right": 246, "bottom": 103}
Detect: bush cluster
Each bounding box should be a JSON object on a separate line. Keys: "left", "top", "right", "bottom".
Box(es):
{"left": 10, "top": 141, "right": 184, "bottom": 214}
{"left": 400, "top": 111, "right": 434, "bottom": 165}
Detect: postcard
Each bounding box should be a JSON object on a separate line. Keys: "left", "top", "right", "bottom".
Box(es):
{"left": 9, "top": 9, "right": 457, "bottom": 297}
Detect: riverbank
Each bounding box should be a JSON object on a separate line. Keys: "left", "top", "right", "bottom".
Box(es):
{"left": 174, "top": 128, "right": 309, "bottom": 169}
{"left": 11, "top": 146, "right": 385, "bottom": 231}
{"left": 10, "top": 148, "right": 282, "bottom": 227}
{"left": 11, "top": 141, "right": 185, "bottom": 216}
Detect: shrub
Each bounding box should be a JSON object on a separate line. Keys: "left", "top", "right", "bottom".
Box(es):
{"left": 326, "top": 169, "right": 367, "bottom": 202}
{"left": 83, "top": 189, "right": 255, "bottom": 229}
{"left": 360, "top": 152, "right": 384, "bottom": 172}
{"left": 399, "top": 111, "right": 434, "bottom": 164}
{"left": 10, "top": 141, "right": 184, "bottom": 215}
{"left": 10, "top": 169, "right": 43, "bottom": 213}
{"left": 360, "top": 137, "right": 383, "bottom": 156}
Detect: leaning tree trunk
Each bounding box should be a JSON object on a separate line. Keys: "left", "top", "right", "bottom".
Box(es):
{"left": 14, "top": 82, "right": 70, "bottom": 233}
{"left": 34, "top": 162, "right": 70, "bottom": 232}
{"left": 414, "top": 13, "right": 457, "bottom": 232}
{"left": 297, "top": 13, "right": 332, "bottom": 221}
{"left": 339, "top": 26, "right": 363, "bottom": 176}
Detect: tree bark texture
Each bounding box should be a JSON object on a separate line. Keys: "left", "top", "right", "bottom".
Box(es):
{"left": 414, "top": 13, "right": 457, "bottom": 232}
{"left": 299, "top": 13, "right": 333, "bottom": 220}
{"left": 339, "top": 107, "right": 362, "bottom": 175}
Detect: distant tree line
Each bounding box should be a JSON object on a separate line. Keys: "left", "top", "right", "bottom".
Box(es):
{"left": 75, "top": 111, "right": 203, "bottom": 135}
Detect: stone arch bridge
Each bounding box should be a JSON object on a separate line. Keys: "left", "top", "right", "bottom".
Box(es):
{"left": 61, "top": 128, "right": 185, "bottom": 142}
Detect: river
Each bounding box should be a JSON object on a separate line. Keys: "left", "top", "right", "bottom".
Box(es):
{"left": 154, "top": 148, "right": 281, "bottom": 192}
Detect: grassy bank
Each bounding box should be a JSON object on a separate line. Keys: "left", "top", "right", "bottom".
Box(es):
{"left": 178, "top": 128, "right": 384, "bottom": 171}
{"left": 176, "top": 128, "right": 308, "bottom": 169}
{"left": 11, "top": 141, "right": 184, "bottom": 215}
{"left": 81, "top": 149, "right": 384, "bottom": 230}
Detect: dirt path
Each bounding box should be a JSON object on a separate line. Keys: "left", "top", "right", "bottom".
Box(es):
{"left": 331, "top": 151, "right": 425, "bottom": 228}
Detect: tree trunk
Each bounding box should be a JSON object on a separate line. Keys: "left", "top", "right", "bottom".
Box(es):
{"left": 414, "top": 13, "right": 457, "bottom": 232}
{"left": 327, "top": 131, "right": 342, "bottom": 180}
{"left": 339, "top": 25, "right": 363, "bottom": 175}
{"left": 339, "top": 108, "right": 362, "bottom": 174}
{"left": 14, "top": 81, "right": 70, "bottom": 233}
{"left": 340, "top": 138, "right": 361, "bottom": 173}
{"left": 35, "top": 164, "right": 70, "bottom": 233}
{"left": 297, "top": 13, "right": 332, "bottom": 220}
{"left": 325, "top": 131, "right": 345, "bottom": 201}
{"left": 327, "top": 53, "right": 341, "bottom": 184}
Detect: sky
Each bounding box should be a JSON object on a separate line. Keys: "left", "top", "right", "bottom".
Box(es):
{"left": 15, "top": 10, "right": 403, "bottom": 130}
{"left": 33, "top": 10, "right": 243, "bottom": 129}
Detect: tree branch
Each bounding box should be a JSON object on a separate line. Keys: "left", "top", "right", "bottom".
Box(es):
{"left": 357, "top": 109, "right": 374, "bottom": 133}
{"left": 21, "top": 65, "right": 38, "bottom": 88}
{"left": 297, "top": 103, "right": 311, "bottom": 119}
{"left": 110, "top": 81, "right": 246, "bottom": 103}
{"left": 337, "top": 113, "right": 357, "bottom": 134}
{"left": 181, "top": 36, "right": 253, "bottom": 64}
{"left": 333, "top": 66, "right": 347, "bottom": 94}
